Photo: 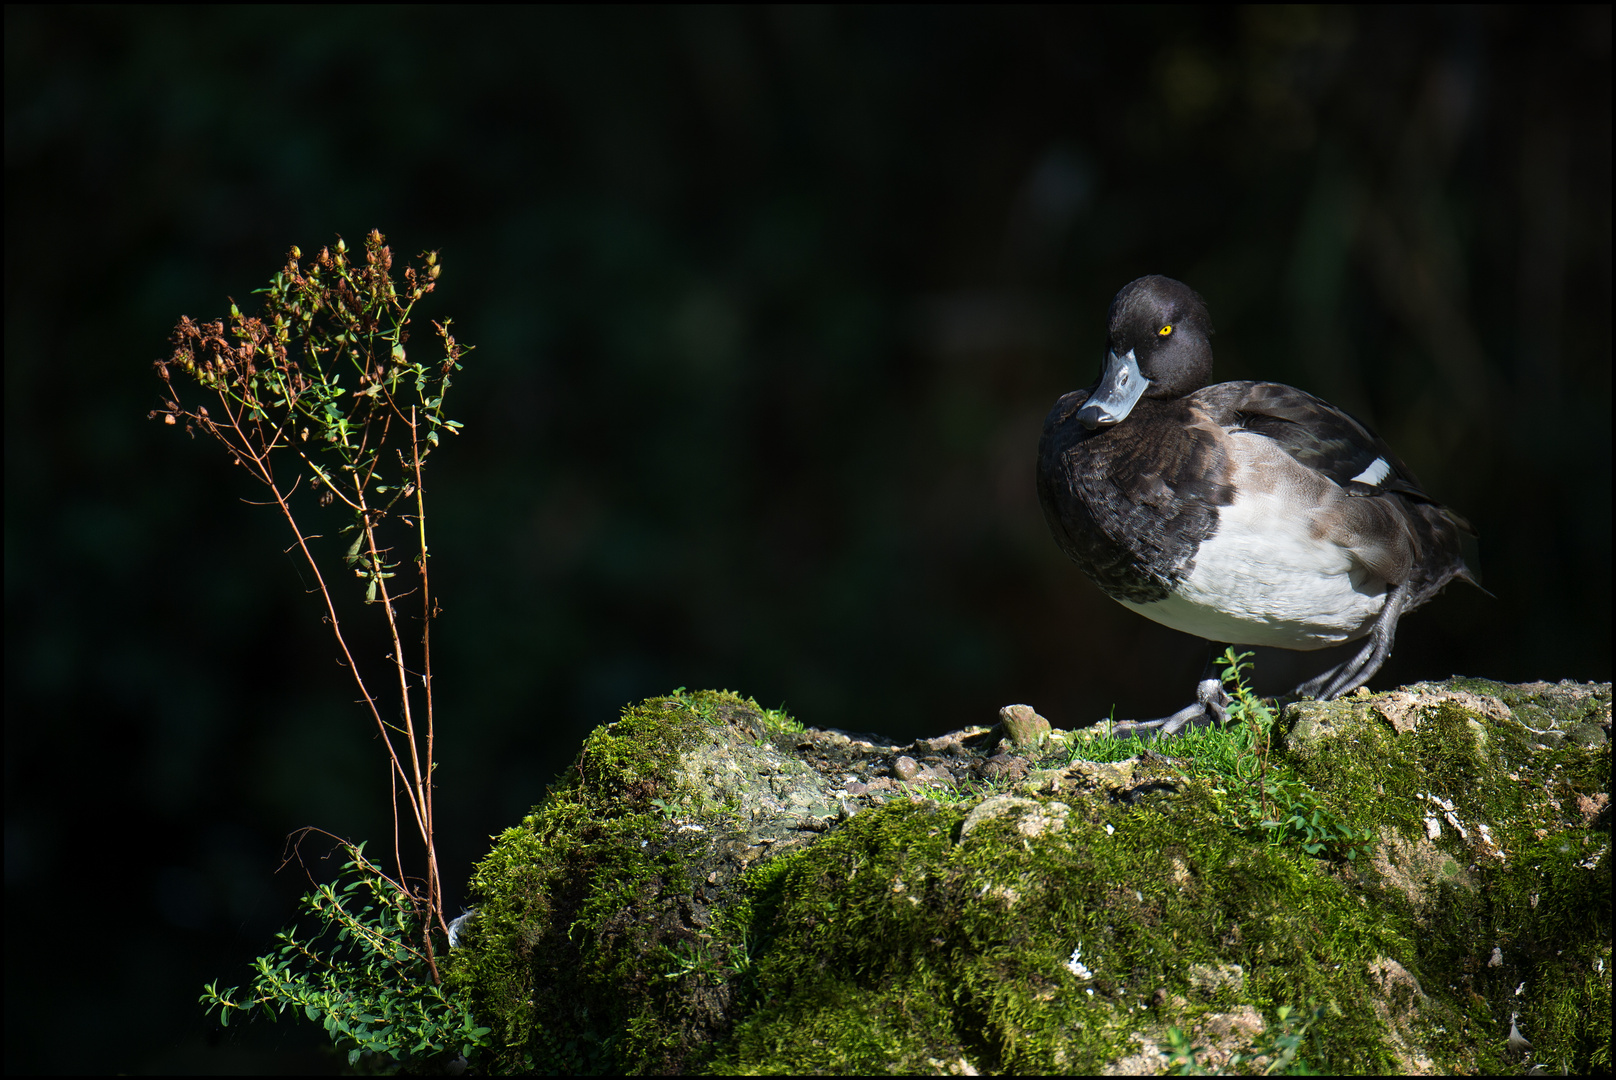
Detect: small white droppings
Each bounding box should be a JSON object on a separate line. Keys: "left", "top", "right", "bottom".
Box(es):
{"left": 1066, "top": 945, "right": 1094, "bottom": 980}
{"left": 1424, "top": 815, "right": 1442, "bottom": 840}
{"left": 1105, "top": 823, "right": 1115, "bottom": 835}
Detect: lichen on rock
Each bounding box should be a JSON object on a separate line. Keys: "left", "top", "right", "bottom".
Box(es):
{"left": 448, "top": 681, "right": 1611, "bottom": 1075}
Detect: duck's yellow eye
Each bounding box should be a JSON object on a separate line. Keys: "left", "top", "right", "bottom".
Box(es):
{"left": 1159, "top": 324, "right": 1173, "bottom": 336}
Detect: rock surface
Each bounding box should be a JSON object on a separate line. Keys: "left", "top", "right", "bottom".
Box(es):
{"left": 448, "top": 680, "right": 1611, "bottom": 1074}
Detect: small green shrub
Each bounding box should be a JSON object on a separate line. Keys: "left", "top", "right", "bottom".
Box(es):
{"left": 201, "top": 843, "right": 490, "bottom": 1071}
{"left": 1210, "top": 650, "right": 1374, "bottom": 861}
{"left": 1252, "top": 777, "right": 1376, "bottom": 861}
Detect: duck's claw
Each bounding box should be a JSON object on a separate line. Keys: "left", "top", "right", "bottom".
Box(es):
{"left": 1110, "top": 678, "right": 1231, "bottom": 741}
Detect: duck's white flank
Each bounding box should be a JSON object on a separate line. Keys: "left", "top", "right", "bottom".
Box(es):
{"left": 1117, "top": 432, "right": 1389, "bottom": 649}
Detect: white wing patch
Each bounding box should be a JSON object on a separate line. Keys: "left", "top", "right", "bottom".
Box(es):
{"left": 1350, "top": 457, "right": 1392, "bottom": 486}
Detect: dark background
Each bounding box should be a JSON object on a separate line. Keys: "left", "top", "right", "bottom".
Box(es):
{"left": 5, "top": 6, "right": 1609, "bottom": 1073}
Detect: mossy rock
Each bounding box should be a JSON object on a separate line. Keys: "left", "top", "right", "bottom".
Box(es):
{"left": 447, "top": 683, "right": 1611, "bottom": 1075}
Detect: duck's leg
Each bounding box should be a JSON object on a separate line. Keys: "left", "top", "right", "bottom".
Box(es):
{"left": 1294, "top": 580, "right": 1410, "bottom": 701}
{"left": 1111, "top": 642, "right": 1233, "bottom": 740}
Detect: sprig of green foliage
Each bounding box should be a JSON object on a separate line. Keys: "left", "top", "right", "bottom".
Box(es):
{"left": 201, "top": 843, "right": 490, "bottom": 1071}
{"left": 1253, "top": 778, "right": 1376, "bottom": 861}
{"left": 1220, "top": 647, "right": 1278, "bottom": 780}
{"left": 656, "top": 940, "right": 727, "bottom": 985}
{"left": 1162, "top": 1004, "right": 1328, "bottom": 1075}
{"left": 1214, "top": 649, "right": 1373, "bottom": 862}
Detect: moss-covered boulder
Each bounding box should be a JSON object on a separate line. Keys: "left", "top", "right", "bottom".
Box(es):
{"left": 447, "top": 682, "right": 1610, "bottom": 1075}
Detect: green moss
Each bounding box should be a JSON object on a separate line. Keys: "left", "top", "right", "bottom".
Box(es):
{"left": 447, "top": 690, "right": 749, "bottom": 1074}
{"left": 707, "top": 780, "right": 1415, "bottom": 1072}
{"left": 452, "top": 683, "right": 1610, "bottom": 1074}
{"left": 1277, "top": 682, "right": 1611, "bottom": 1073}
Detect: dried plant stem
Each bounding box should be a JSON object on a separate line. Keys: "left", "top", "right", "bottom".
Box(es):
{"left": 156, "top": 232, "right": 465, "bottom": 982}
{"left": 156, "top": 233, "right": 466, "bottom": 982}
{"left": 194, "top": 392, "right": 445, "bottom": 977}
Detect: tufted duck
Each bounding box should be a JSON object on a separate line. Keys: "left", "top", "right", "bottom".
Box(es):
{"left": 1037, "top": 275, "right": 1479, "bottom": 737}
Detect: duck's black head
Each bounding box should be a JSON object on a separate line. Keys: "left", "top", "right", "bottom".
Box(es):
{"left": 1077, "top": 275, "right": 1215, "bottom": 429}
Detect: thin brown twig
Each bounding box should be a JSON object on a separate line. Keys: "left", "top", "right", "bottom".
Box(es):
{"left": 408, "top": 406, "right": 448, "bottom": 952}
